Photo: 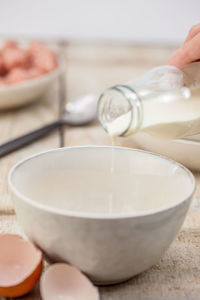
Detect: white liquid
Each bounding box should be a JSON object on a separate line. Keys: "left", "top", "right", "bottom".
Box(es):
{"left": 106, "top": 87, "right": 200, "bottom": 139}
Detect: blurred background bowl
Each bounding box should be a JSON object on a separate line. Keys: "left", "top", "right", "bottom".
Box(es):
{"left": 0, "top": 65, "right": 60, "bottom": 110}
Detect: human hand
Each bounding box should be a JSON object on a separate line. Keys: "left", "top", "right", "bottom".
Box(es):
{"left": 167, "top": 23, "right": 200, "bottom": 68}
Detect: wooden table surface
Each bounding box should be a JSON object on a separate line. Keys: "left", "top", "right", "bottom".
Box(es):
{"left": 0, "top": 42, "right": 200, "bottom": 300}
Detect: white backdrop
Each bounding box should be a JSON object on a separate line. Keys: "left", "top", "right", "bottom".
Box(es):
{"left": 0, "top": 0, "right": 199, "bottom": 44}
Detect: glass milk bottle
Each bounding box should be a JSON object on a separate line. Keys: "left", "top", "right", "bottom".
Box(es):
{"left": 98, "top": 63, "right": 200, "bottom": 139}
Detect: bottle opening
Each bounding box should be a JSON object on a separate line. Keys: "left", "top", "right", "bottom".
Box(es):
{"left": 98, "top": 85, "right": 142, "bottom": 137}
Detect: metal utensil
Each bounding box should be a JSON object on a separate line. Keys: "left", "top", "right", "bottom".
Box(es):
{"left": 0, "top": 93, "right": 98, "bottom": 158}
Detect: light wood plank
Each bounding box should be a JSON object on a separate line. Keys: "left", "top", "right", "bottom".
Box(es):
{"left": 66, "top": 43, "right": 176, "bottom": 97}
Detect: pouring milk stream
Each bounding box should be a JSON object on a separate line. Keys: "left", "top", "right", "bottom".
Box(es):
{"left": 22, "top": 65, "right": 199, "bottom": 216}
{"left": 98, "top": 63, "right": 200, "bottom": 213}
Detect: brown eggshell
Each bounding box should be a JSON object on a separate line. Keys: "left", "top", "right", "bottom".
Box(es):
{"left": 40, "top": 263, "right": 99, "bottom": 300}
{"left": 4, "top": 67, "right": 30, "bottom": 84}
{"left": 28, "top": 42, "right": 58, "bottom": 72}
{"left": 0, "top": 234, "right": 43, "bottom": 297}
{"left": 2, "top": 40, "right": 18, "bottom": 49}
{"left": 0, "top": 78, "right": 6, "bottom": 85}
{"left": 1, "top": 46, "right": 30, "bottom": 71}
{"left": 27, "top": 67, "right": 45, "bottom": 79}
{"left": 0, "top": 55, "right": 6, "bottom": 77}
{"left": 0, "top": 41, "right": 57, "bottom": 85}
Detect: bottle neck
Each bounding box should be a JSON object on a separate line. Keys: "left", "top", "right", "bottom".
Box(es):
{"left": 98, "top": 84, "right": 143, "bottom": 137}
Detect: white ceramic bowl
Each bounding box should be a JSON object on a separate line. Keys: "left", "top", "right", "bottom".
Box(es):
{"left": 0, "top": 67, "right": 60, "bottom": 110}
{"left": 8, "top": 146, "right": 195, "bottom": 285}
{"left": 133, "top": 133, "right": 200, "bottom": 171}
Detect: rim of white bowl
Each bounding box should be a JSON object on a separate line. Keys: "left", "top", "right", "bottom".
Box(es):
{"left": 8, "top": 146, "right": 196, "bottom": 220}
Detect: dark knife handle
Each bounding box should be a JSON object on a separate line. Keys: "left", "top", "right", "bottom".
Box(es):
{"left": 0, "top": 120, "right": 63, "bottom": 158}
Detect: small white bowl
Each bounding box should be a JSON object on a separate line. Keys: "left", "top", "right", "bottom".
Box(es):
{"left": 0, "top": 67, "right": 60, "bottom": 110}
{"left": 133, "top": 133, "right": 200, "bottom": 171}
{"left": 8, "top": 146, "right": 195, "bottom": 285}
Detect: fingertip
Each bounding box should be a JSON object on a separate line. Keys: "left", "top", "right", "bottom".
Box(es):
{"left": 167, "top": 48, "right": 186, "bottom": 69}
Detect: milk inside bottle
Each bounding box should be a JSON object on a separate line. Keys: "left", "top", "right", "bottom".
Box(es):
{"left": 98, "top": 63, "right": 200, "bottom": 139}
